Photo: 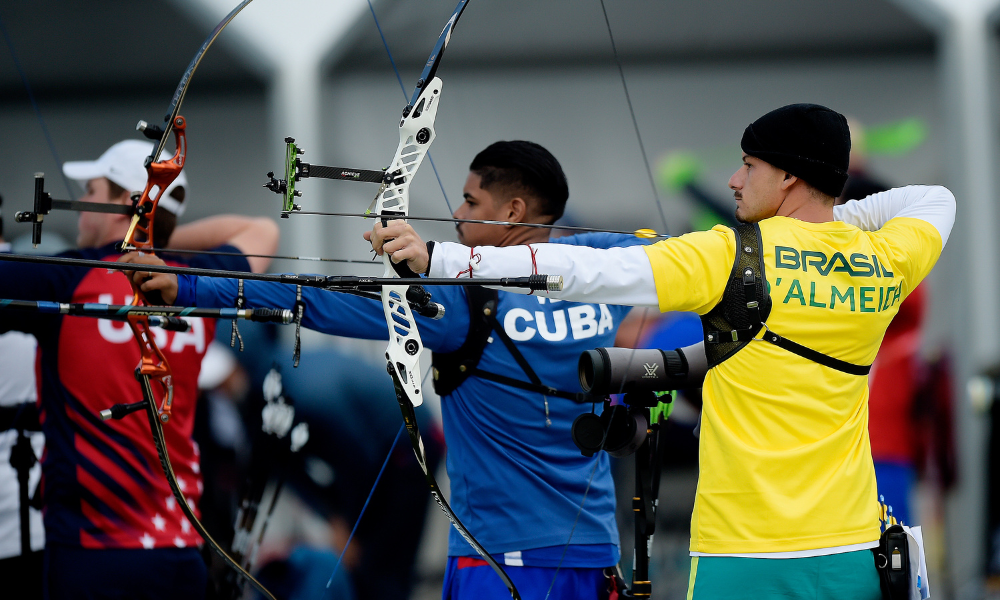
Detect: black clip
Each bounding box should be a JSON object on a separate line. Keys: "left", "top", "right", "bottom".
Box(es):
{"left": 230, "top": 279, "right": 245, "bottom": 352}
{"left": 292, "top": 285, "right": 306, "bottom": 368}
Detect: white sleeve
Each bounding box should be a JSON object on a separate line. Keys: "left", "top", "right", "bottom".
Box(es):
{"left": 428, "top": 242, "right": 661, "bottom": 308}
{"left": 833, "top": 185, "right": 956, "bottom": 246}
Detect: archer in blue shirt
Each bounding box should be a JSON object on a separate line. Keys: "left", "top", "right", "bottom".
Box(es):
{"left": 126, "top": 141, "right": 650, "bottom": 600}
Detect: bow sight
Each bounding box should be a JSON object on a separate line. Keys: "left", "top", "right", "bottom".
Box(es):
{"left": 264, "top": 137, "right": 403, "bottom": 215}
{"left": 14, "top": 173, "right": 135, "bottom": 247}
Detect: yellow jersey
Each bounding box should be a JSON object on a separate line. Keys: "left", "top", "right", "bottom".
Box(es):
{"left": 643, "top": 215, "right": 943, "bottom": 554}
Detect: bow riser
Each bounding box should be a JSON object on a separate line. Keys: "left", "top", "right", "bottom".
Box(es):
{"left": 121, "top": 116, "right": 187, "bottom": 425}
{"left": 127, "top": 314, "right": 174, "bottom": 421}
{"left": 123, "top": 116, "right": 187, "bottom": 251}
{"left": 382, "top": 285, "right": 424, "bottom": 406}
{"left": 375, "top": 76, "right": 444, "bottom": 409}
{"left": 378, "top": 76, "right": 442, "bottom": 215}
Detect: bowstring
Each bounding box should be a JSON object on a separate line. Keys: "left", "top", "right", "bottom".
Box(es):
{"left": 325, "top": 365, "right": 434, "bottom": 588}
{"left": 598, "top": 0, "right": 670, "bottom": 237}
{"left": 325, "top": 423, "right": 406, "bottom": 588}
{"left": 0, "top": 10, "right": 76, "bottom": 200}
{"left": 151, "top": 246, "right": 383, "bottom": 265}
{"left": 543, "top": 457, "right": 602, "bottom": 599}
{"left": 366, "top": 0, "right": 453, "bottom": 215}
{"left": 291, "top": 210, "right": 668, "bottom": 238}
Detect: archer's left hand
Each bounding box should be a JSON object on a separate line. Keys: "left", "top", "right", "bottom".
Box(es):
{"left": 118, "top": 253, "right": 179, "bottom": 305}
{"left": 366, "top": 220, "right": 430, "bottom": 274}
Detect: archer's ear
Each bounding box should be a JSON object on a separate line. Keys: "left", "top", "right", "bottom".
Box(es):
{"left": 507, "top": 197, "right": 528, "bottom": 223}
{"left": 780, "top": 173, "right": 798, "bottom": 191}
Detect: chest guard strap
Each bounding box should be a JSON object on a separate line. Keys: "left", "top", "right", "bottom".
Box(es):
{"left": 431, "top": 286, "right": 497, "bottom": 397}
{"left": 701, "top": 223, "right": 871, "bottom": 376}
{"left": 431, "top": 286, "right": 599, "bottom": 402}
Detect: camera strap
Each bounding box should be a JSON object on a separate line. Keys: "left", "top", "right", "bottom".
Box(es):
{"left": 702, "top": 223, "right": 871, "bottom": 375}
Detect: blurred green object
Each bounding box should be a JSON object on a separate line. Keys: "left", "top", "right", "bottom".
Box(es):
{"left": 655, "top": 117, "right": 928, "bottom": 186}
{"left": 690, "top": 207, "right": 726, "bottom": 233}
{"left": 657, "top": 151, "right": 704, "bottom": 191}
{"left": 649, "top": 390, "right": 676, "bottom": 425}
{"left": 862, "top": 118, "right": 927, "bottom": 156}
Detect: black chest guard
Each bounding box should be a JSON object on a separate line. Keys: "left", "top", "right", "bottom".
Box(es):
{"left": 431, "top": 286, "right": 599, "bottom": 402}
{"left": 701, "top": 223, "right": 772, "bottom": 369}
{"left": 701, "top": 223, "right": 871, "bottom": 376}
{"left": 431, "top": 286, "right": 497, "bottom": 396}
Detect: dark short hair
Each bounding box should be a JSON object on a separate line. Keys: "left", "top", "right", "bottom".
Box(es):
{"left": 469, "top": 141, "right": 569, "bottom": 222}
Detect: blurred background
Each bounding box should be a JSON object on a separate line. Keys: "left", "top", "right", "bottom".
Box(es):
{"left": 2, "top": 0, "right": 999, "bottom": 598}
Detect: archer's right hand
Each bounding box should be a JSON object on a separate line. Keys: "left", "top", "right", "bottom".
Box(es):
{"left": 366, "top": 219, "right": 430, "bottom": 274}
{"left": 118, "top": 253, "right": 178, "bottom": 305}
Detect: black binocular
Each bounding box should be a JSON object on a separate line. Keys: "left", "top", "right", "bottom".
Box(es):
{"left": 578, "top": 347, "right": 688, "bottom": 396}
{"left": 571, "top": 347, "right": 690, "bottom": 457}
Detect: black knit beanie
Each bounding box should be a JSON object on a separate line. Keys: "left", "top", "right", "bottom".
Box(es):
{"left": 740, "top": 104, "right": 851, "bottom": 198}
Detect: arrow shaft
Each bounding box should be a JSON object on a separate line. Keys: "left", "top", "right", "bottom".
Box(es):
{"left": 0, "top": 299, "right": 293, "bottom": 323}
{"left": 0, "top": 252, "right": 560, "bottom": 291}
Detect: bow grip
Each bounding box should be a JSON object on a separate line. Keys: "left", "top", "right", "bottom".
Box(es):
{"left": 378, "top": 210, "right": 423, "bottom": 279}
{"left": 141, "top": 288, "right": 167, "bottom": 307}
{"left": 390, "top": 258, "right": 420, "bottom": 279}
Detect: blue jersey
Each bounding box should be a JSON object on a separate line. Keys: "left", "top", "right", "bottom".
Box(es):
{"left": 186, "top": 233, "right": 646, "bottom": 566}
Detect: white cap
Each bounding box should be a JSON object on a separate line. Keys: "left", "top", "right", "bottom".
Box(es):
{"left": 62, "top": 140, "right": 188, "bottom": 215}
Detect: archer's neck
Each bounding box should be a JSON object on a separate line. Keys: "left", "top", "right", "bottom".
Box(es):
{"left": 775, "top": 193, "right": 835, "bottom": 223}
{"left": 496, "top": 226, "right": 552, "bottom": 247}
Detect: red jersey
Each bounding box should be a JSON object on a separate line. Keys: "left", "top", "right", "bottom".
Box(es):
{"left": 0, "top": 243, "right": 249, "bottom": 549}
{"left": 868, "top": 282, "right": 926, "bottom": 464}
